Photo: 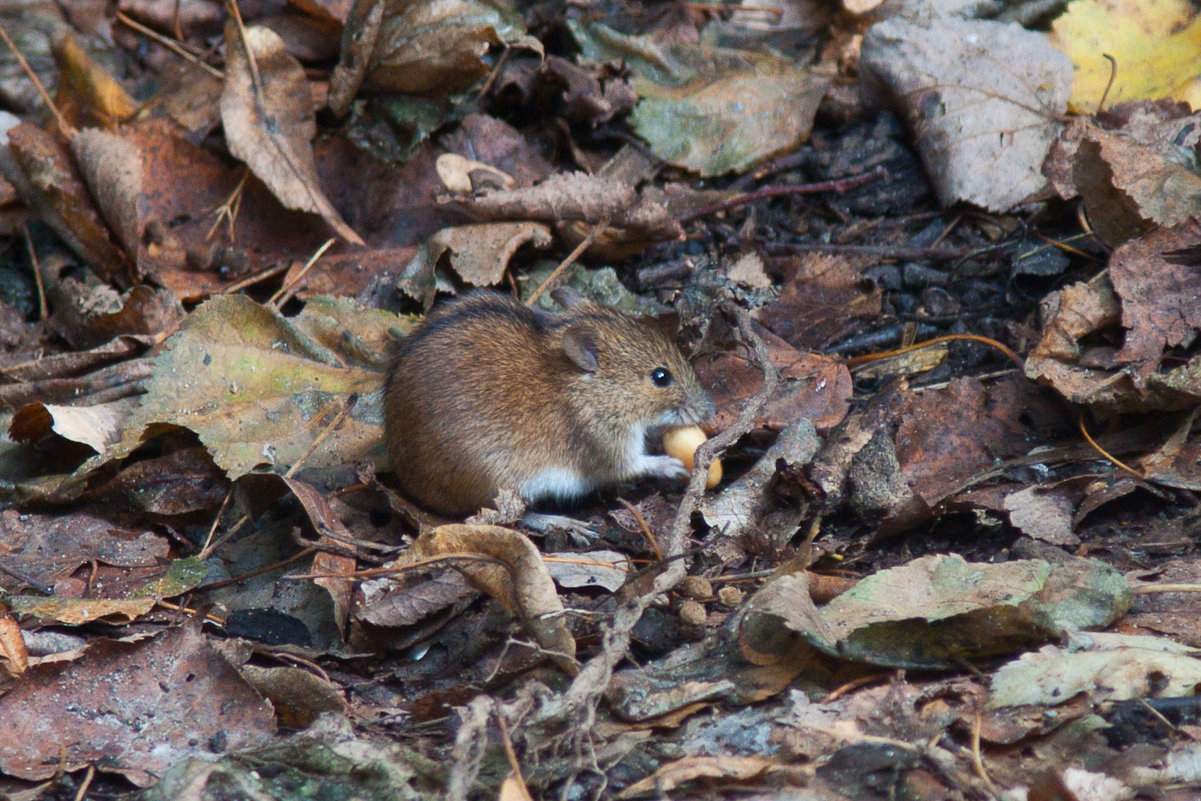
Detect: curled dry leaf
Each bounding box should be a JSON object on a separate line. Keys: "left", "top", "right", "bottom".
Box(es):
{"left": 736, "top": 554, "right": 1129, "bottom": 670}
{"left": 448, "top": 171, "right": 682, "bottom": 242}
{"left": 53, "top": 35, "right": 136, "bottom": 129}
{"left": 71, "top": 127, "right": 142, "bottom": 259}
{"left": 401, "top": 524, "right": 577, "bottom": 673}
{"left": 397, "top": 221, "right": 553, "bottom": 305}
{"left": 9, "top": 398, "right": 133, "bottom": 456}
{"left": 1074, "top": 125, "right": 1201, "bottom": 247}
{"left": 1027, "top": 225, "right": 1201, "bottom": 413}
{"left": 0, "top": 121, "right": 129, "bottom": 283}
{"left": 0, "top": 612, "right": 27, "bottom": 676}
{"left": 435, "top": 153, "right": 515, "bottom": 193}
{"left": 221, "top": 22, "right": 364, "bottom": 246}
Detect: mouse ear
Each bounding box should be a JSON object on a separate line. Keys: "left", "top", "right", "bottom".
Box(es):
{"left": 550, "top": 286, "right": 585, "bottom": 309}
{"left": 561, "top": 325, "right": 600, "bottom": 373}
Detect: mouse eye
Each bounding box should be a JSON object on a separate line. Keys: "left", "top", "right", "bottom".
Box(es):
{"left": 650, "top": 367, "right": 673, "bottom": 387}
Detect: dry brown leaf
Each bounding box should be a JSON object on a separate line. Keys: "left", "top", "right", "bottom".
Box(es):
{"left": 757, "top": 252, "right": 882, "bottom": 351}
{"left": 403, "top": 524, "right": 577, "bottom": 673}
{"left": 695, "top": 326, "right": 852, "bottom": 433}
{"left": 449, "top": 171, "right": 682, "bottom": 241}
{"left": 861, "top": 16, "right": 1071, "bottom": 211}
{"left": 1110, "top": 222, "right": 1201, "bottom": 383}
{"left": 618, "top": 755, "right": 785, "bottom": 798}
{"left": 71, "top": 127, "right": 142, "bottom": 258}
{"left": 398, "top": 221, "right": 552, "bottom": 303}
{"left": 221, "top": 21, "right": 364, "bottom": 246}
{"left": 1075, "top": 126, "right": 1201, "bottom": 247}
{"left": 0, "top": 612, "right": 27, "bottom": 676}
{"left": 0, "top": 122, "right": 130, "bottom": 283}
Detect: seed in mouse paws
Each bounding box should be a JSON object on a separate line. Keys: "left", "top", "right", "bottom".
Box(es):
{"left": 663, "top": 426, "right": 722, "bottom": 489}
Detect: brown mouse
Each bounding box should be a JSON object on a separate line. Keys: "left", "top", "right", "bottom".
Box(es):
{"left": 384, "top": 290, "right": 716, "bottom": 517}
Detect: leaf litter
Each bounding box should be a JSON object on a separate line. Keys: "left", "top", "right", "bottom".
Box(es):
{"left": 0, "top": 0, "right": 1200, "bottom": 798}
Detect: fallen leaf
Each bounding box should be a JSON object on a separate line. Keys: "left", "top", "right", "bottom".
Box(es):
{"left": 221, "top": 22, "right": 364, "bottom": 245}
{"left": 70, "top": 127, "right": 141, "bottom": 258}
{"left": 401, "top": 524, "right": 577, "bottom": 673}
{"left": 571, "top": 19, "right": 829, "bottom": 177}
{"left": 328, "top": 0, "right": 538, "bottom": 114}
{"left": 990, "top": 632, "right": 1201, "bottom": 708}
{"left": 1051, "top": 0, "right": 1201, "bottom": 111}
{"left": 397, "top": 221, "right": 552, "bottom": 303}
{"left": 739, "top": 554, "right": 1129, "bottom": 669}
{"left": 111, "top": 294, "right": 383, "bottom": 479}
{"left": 861, "top": 16, "right": 1071, "bottom": 211}
{"left": 0, "top": 620, "right": 275, "bottom": 785}
{"left": 53, "top": 34, "right": 135, "bottom": 128}
{"left": 0, "top": 120, "right": 129, "bottom": 283}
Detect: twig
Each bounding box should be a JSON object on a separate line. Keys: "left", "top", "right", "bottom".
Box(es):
{"left": 1078, "top": 411, "right": 1144, "bottom": 479}
{"left": 114, "top": 11, "right": 223, "bottom": 78}
{"left": 559, "top": 298, "right": 779, "bottom": 727}
{"left": 0, "top": 23, "right": 72, "bottom": 137}
{"left": 676, "top": 166, "right": 887, "bottom": 225}
{"left": 269, "top": 237, "right": 336, "bottom": 309}
{"left": 525, "top": 215, "right": 611, "bottom": 306}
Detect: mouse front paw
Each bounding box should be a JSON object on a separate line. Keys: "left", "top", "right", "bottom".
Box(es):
{"left": 636, "top": 454, "right": 688, "bottom": 481}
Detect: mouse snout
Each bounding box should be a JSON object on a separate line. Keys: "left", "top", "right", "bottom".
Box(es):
{"left": 677, "top": 386, "right": 716, "bottom": 425}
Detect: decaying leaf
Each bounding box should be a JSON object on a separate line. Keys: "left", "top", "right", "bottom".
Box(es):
{"left": 10, "top": 596, "right": 156, "bottom": 625}
{"left": 861, "top": 16, "right": 1072, "bottom": 211}
{"left": 990, "top": 632, "right": 1201, "bottom": 708}
{"left": 571, "top": 20, "right": 829, "bottom": 177}
{"left": 398, "top": 524, "right": 577, "bottom": 673}
{"left": 0, "top": 620, "right": 275, "bottom": 785}
{"left": 111, "top": 294, "right": 383, "bottom": 479}
{"left": 221, "top": 21, "right": 364, "bottom": 246}
{"left": 737, "top": 554, "right": 1129, "bottom": 669}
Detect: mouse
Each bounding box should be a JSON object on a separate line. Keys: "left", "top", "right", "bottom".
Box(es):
{"left": 383, "top": 289, "right": 716, "bottom": 517}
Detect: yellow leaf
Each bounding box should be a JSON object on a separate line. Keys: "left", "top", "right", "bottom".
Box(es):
{"left": 1051, "top": 0, "right": 1201, "bottom": 111}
